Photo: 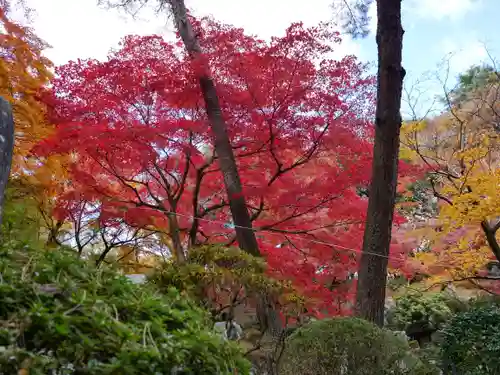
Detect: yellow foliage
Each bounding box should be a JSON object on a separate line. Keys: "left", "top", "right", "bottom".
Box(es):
{"left": 415, "top": 168, "right": 500, "bottom": 286}
{"left": 116, "top": 245, "right": 164, "bottom": 274}
{"left": 440, "top": 169, "right": 500, "bottom": 229}
{"left": 0, "top": 7, "right": 73, "bottom": 244}
{"left": 0, "top": 6, "right": 54, "bottom": 173}
{"left": 403, "top": 87, "right": 500, "bottom": 289}
{"left": 400, "top": 121, "right": 427, "bottom": 161}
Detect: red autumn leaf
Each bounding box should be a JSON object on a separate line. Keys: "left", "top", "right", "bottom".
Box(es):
{"left": 38, "top": 17, "right": 424, "bottom": 315}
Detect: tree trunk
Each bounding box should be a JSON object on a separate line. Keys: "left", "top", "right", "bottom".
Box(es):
{"left": 167, "top": 211, "right": 186, "bottom": 262}
{"left": 0, "top": 97, "right": 14, "bottom": 230}
{"left": 167, "top": 0, "right": 261, "bottom": 257}
{"left": 166, "top": 0, "right": 285, "bottom": 342}
{"left": 481, "top": 220, "right": 500, "bottom": 262}
{"left": 355, "top": 0, "right": 405, "bottom": 326}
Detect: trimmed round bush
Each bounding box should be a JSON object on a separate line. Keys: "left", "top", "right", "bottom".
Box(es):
{"left": 0, "top": 242, "right": 250, "bottom": 374}
{"left": 279, "top": 317, "right": 438, "bottom": 375}
{"left": 441, "top": 304, "right": 500, "bottom": 375}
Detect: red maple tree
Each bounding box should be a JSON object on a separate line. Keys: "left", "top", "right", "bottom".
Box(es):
{"left": 37, "top": 18, "right": 419, "bottom": 316}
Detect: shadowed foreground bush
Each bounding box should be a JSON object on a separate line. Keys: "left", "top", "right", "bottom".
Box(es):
{"left": 441, "top": 304, "right": 500, "bottom": 375}
{"left": 0, "top": 242, "right": 250, "bottom": 374}
{"left": 279, "top": 317, "right": 439, "bottom": 375}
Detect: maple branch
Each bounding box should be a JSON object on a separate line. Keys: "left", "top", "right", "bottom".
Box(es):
{"left": 94, "top": 152, "right": 170, "bottom": 213}
{"left": 115, "top": 247, "right": 137, "bottom": 263}
{"left": 466, "top": 279, "right": 499, "bottom": 295}
{"left": 249, "top": 198, "right": 266, "bottom": 221}
{"left": 403, "top": 132, "right": 461, "bottom": 181}
{"left": 86, "top": 155, "right": 187, "bottom": 260}
{"left": 146, "top": 164, "right": 172, "bottom": 195}
{"left": 109, "top": 159, "right": 184, "bottom": 261}
{"left": 150, "top": 162, "right": 177, "bottom": 200}
{"left": 35, "top": 201, "right": 64, "bottom": 246}
{"left": 283, "top": 235, "right": 309, "bottom": 257}
{"left": 237, "top": 58, "right": 308, "bottom": 172}
{"left": 174, "top": 131, "right": 193, "bottom": 201}
{"left": 188, "top": 156, "right": 223, "bottom": 246}
{"left": 402, "top": 74, "right": 438, "bottom": 122}
{"left": 130, "top": 101, "right": 151, "bottom": 125}
{"left": 262, "top": 221, "right": 357, "bottom": 235}
{"left": 188, "top": 168, "right": 205, "bottom": 247}
{"left": 47, "top": 220, "right": 64, "bottom": 247}
{"left": 67, "top": 200, "right": 98, "bottom": 255}
{"left": 429, "top": 178, "right": 453, "bottom": 206}
{"left": 423, "top": 276, "right": 500, "bottom": 295}
{"left": 458, "top": 159, "right": 479, "bottom": 194}
{"left": 225, "top": 235, "right": 237, "bottom": 247}
{"left": 440, "top": 64, "right": 469, "bottom": 170}
{"left": 95, "top": 226, "right": 156, "bottom": 266}
{"left": 265, "top": 102, "right": 355, "bottom": 188}
{"left": 266, "top": 129, "right": 326, "bottom": 186}
{"left": 493, "top": 220, "right": 500, "bottom": 233}
{"left": 201, "top": 202, "right": 229, "bottom": 216}
{"left": 234, "top": 143, "right": 269, "bottom": 159}
{"left": 98, "top": 227, "right": 113, "bottom": 262}
{"left": 257, "top": 194, "right": 342, "bottom": 231}
{"left": 481, "top": 220, "right": 500, "bottom": 262}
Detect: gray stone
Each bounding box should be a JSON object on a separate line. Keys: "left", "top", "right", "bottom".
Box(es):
{"left": 125, "top": 274, "right": 147, "bottom": 284}
{"left": 0, "top": 97, "right": 14, "bottom": 227}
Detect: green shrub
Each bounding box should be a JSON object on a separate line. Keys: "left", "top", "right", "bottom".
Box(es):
{"left": 278, "top": 317, "right": 439, "bottom": 375}
{"left": 467, "top": 294, "right": 500, "bottom": 309}
{"left": 388, "top": 290, "right": 453, "bottom": 332}
{"left": 0, "top": 242, "right": 250, "bottom": 374}
{"left": 1, "top": 180, "right": 46, "bottom": 246}
{"left": 441, "top": 304, "right": 500, "bottom": 375}
{"left": 152, "top": 244, "right": 302, "bottom": 317}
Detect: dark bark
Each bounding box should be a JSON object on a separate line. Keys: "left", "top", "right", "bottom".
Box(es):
{"left": 167, "top": 211, "right": 186, "bottom": 261}
{"left": 481, "top": 220, "right": 500, "bottom": 262}
{"left": 166, "top": 0, "right": 287, "bottom": 342}
{"left": 102, "top": 0, "right": 282, "bottom": 337}
{"left": 167, "top": 0, "right": 260, "bottom": 257}
{"left": 355, "top": 0, "right": 405, "bottom": 326}
{"left": 0, "top": 97, "right": 14, "bottom": 230}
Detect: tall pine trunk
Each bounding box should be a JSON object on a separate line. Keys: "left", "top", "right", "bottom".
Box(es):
{"left": 0, "top": 97, "right": 14, "bottom": 230}
{"left": 355, "top": 0, "right": 405, "bottom": 326}
{"left": 166, "top": 1, "right": 284, "bottom": 347}
{"left": 167, "top": 0, "right": 260, "bottom": 257}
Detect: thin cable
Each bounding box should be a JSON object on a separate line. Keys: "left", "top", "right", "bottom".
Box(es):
{"left": 156, "top": 209, "right": 403, "bottom": 261}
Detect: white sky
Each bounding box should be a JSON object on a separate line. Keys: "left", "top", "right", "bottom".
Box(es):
{"left": 409, "top": 0, "right": 478, "bottom": 20}
{"left": 440, "top": 37, "right": 488, "bottom": 75}
{"left": 19, "top": 0, "right": 477, "bottom": 67}
{"left": 24, "top": 0, "right": 368, "bottom": 66}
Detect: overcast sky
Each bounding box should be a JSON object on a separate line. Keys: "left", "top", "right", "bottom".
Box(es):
{"left": 24, "top": 0, "right": 364, "bottom": 64}
{"left": 16, "top": 0, "right": 498, "bottom": 116}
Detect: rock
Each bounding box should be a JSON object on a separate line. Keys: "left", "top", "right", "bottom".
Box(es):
{"left": 125, "top": 274, "right": 146, "bottom": 284}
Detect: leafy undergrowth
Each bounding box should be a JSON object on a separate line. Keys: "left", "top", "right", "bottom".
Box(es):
{"left": 152, "top": 244, "right": 303, "bottom": 316}
{"left": 279, "top": 317, "right": 440, "bottom": 375}
{"left": 0, "top": 241, "right": 250, "bottom": 374}
{"left": 441, "top": 304, "right": 500, "bottom": 375}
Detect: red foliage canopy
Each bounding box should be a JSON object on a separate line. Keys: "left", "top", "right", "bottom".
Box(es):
{"left": 37, "top": 18, "right": 418, "bottom": 316}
